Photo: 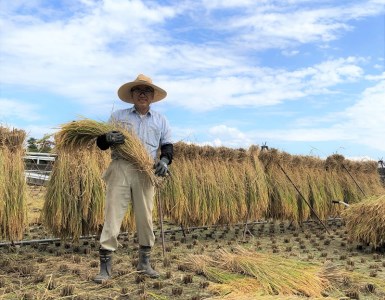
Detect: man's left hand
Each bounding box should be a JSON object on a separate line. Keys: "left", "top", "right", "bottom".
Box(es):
{"left": 154, "top": 157, "right": 169, "bottom": 176}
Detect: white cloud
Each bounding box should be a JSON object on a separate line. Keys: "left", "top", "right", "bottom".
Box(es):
{"left": 0, "top": 0, "right": 380, "bottom": 108}
{"left": 0, "top": 0, "right": 384, "bottom": 158}
{"left": 163, "top": 57, "right": 364, "bottom": 111}
{"left": 197, "top": 77, "right": 385, "bottom": 152}
{"left": 340, "top": 79, "right": 385, "bottom": 151}
{"left": 0, "top": 0, "right": 178, "bottom": 105}
{"left": 23, "top": 124, "right": 57, "bottom": 140}
{"left": 207, "top": 125, "right": 253, "bottom": 148}
{"left": 0, "top": 98, "right": 40, "bottom": 122}
{"left": 282, "top": 49, "right": 299, "bottom": 56}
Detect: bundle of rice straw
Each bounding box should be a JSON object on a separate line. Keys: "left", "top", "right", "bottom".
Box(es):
{"left": 341, "top": 194, "right": 385, "bottom": 248}
{"left": 182, "top": 246, "right": 344, "bottom": 298}
{"left": 42, "top": 148, "right": 109, "bottom": 240}
{"left": 160, "top": 143, "right": 269, "bottom": 228}
{"left": 43, "top": 118, "right": 159, "bottom": 240}
{"left": 55, "top": 118, "right": 159, "bottom": 186}
{"left": 0, "top": 126, "right": 27, "bottom": 241}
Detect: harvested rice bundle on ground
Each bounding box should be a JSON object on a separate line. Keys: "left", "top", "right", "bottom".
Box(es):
{"left": 43, "top": 148, "right": 109, "bottom": 240}
{"left": 0, "top": 127, "right": 27, "bottom": 241}
{"left": 183, "top": 246, "right": 348, "bottom": 298}
{"left": 55, "top": 118, "right": 159, "bottom": 186}
{"left": 341, "top": 194, "right": 385, "bottom": 248}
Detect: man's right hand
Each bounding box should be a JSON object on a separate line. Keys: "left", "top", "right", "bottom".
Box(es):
{"left": 105, "top": 131, "right": 125, "bottom": 145}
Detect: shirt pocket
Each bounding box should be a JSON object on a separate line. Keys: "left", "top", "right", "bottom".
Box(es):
{"left": 145, "top": 126, "right": 161, "bottom": 148}
{"left": 120, "top": 121, "right": 134, "bottom": 132}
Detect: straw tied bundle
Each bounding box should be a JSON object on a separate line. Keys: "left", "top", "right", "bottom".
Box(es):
{"left": 161, "top": 143, "right": 384, "bottom": 229}
{"left": 0, "top": 126, "right": 27, "bottom": 241}
{"left": 160, "top": 143, "right": 270, "bottom": 228}
{"left": 43, "top": 118, "right": 157, "bottom": 240}
{"left": 55, "top": 118, "right": 159, "bottom": 186}
{"left": 342, "top": 194, "right": 385, "bottom": 249}
{"left": 258, "top": 149, "right": 385, "bottom": 225}
{"left": 42, "top": 149, "right": 109, "bottom": 240}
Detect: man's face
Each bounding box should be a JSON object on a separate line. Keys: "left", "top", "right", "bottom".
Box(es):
{"left": 131, "top": 84, "right": 154, "bottom": 112}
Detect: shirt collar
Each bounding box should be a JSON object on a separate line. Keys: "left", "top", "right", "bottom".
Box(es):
{"left": 129, "top": 105, "right": 152, "bottom": 116}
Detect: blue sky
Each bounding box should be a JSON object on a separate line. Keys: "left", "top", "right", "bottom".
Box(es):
{"left": 0, "top": 0, "right": 384, "bottom": 160}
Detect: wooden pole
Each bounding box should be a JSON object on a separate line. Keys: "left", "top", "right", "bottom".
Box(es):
{"left": 157, "top": 187, "right": 166, "bottom": 258}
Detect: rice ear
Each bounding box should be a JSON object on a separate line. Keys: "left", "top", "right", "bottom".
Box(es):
{"left": 55, "top": 118, "right": 160, "bottom": 186}
{"left": 0, "top": 126, "right": 27, "bottom": 241}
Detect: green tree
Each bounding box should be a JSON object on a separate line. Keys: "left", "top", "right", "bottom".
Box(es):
{"left": 27, "top": 137, "right": 38, "bottom": 152}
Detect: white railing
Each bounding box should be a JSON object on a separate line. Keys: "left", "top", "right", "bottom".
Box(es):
{"left": 24, "top": 152, "right": 56, "bottom": 185}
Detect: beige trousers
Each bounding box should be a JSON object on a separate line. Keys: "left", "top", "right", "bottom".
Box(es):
{"left": 99, "top": 159, "right": 155, "bottom": 251}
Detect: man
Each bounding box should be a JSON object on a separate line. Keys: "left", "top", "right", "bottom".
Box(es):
{"left": 94, "top": 74, "right": 173, "bottom": 283}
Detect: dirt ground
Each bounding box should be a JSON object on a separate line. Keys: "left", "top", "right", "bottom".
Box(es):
{"left": 0, "top": 186, "right": 384, "bottom": 300}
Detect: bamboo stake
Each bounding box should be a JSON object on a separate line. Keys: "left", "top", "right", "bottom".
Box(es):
{"left": 277, "top": 163, "right": 330, "bottom": 235}
{"left": 341, "top": 163, "right": 366, "bottom": 197}
{"left": 157, "top": 186, "right": 166, "bottom": 258}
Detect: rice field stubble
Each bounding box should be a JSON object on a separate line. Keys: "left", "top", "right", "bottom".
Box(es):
{"left": 0, "top": 185, "right": 384, "bottom": 300}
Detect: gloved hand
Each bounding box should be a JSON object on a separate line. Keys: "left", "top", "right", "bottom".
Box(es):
{"left": 105, "top": 131, "right": 125, "bottom": 146}
{"left": 154, "top": 157, "right": 169, "bottom": 177}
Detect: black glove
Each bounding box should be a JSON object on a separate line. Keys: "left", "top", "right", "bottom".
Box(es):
{"left": 105, "top": 131, "right": 125, "bottom": 145}
{"left": 154, "top": 157, "right": 169, "bottom": 176}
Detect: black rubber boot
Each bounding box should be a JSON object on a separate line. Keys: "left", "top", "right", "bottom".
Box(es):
{"left": 94, "top": 249, "right": 112, "bottom": 283}
{"left": 137, "top": 246, "right": 159, "bottom": 278}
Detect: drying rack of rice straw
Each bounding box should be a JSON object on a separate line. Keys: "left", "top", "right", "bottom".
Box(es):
{"left": 258, "top": 145, "right": 331, "bottom": 234}
{"left": 44, "top": 118, "right": 167, "bottom": 250}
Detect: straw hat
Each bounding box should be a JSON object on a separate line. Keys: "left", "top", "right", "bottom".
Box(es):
{"left": 117, "top": 74, "right": 167, "bottom": 104}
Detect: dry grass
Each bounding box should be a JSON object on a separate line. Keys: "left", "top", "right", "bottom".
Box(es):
{"left": 342, "top": 194, "right": 385, "bottom": 248}
{"left": 0, "top": 126, "right": 27, "bottom": 241}
{"left": 42, "top": 148, "right": 109, "bottom": 241}
{"left": 183, "top": 246, "right": 332, "bottom": 297}
{"left": 2, "top": 188, "right": 385, "bottom": 300}
{"left": 55, "top": 118, "right": 159, "bottom": 186}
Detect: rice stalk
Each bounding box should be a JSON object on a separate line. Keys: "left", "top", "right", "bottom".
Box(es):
{"left": 259, "top": 149, "right": 299, "bottom": 223}
{"left": 159, "top": 142, "right": 383, "bottom": 229}
{"left": 341, "top": 194, "right": 385, "bottom": 248}
{"left": 0, "top": 127, "right": 27, "bottom": 241}
{"left": 204, "top": 160, "right": 222, "bottom": 225}
{"left": 247, "top": 146, "right": 270, "bottom": 220}
{"left": 182, "top": 246, "right": 345, "bottom": 298}
{"left": 160, "top": 158, "right": 188, "bottom": 226}
{"left": 217, "top": 247, "right": 328, "bottom": 297}
{"left": 55, "top": 118, "right": 159, "bottom": 186}
{"left": 42, "top": 148, "right": 108, "bottom": 240}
